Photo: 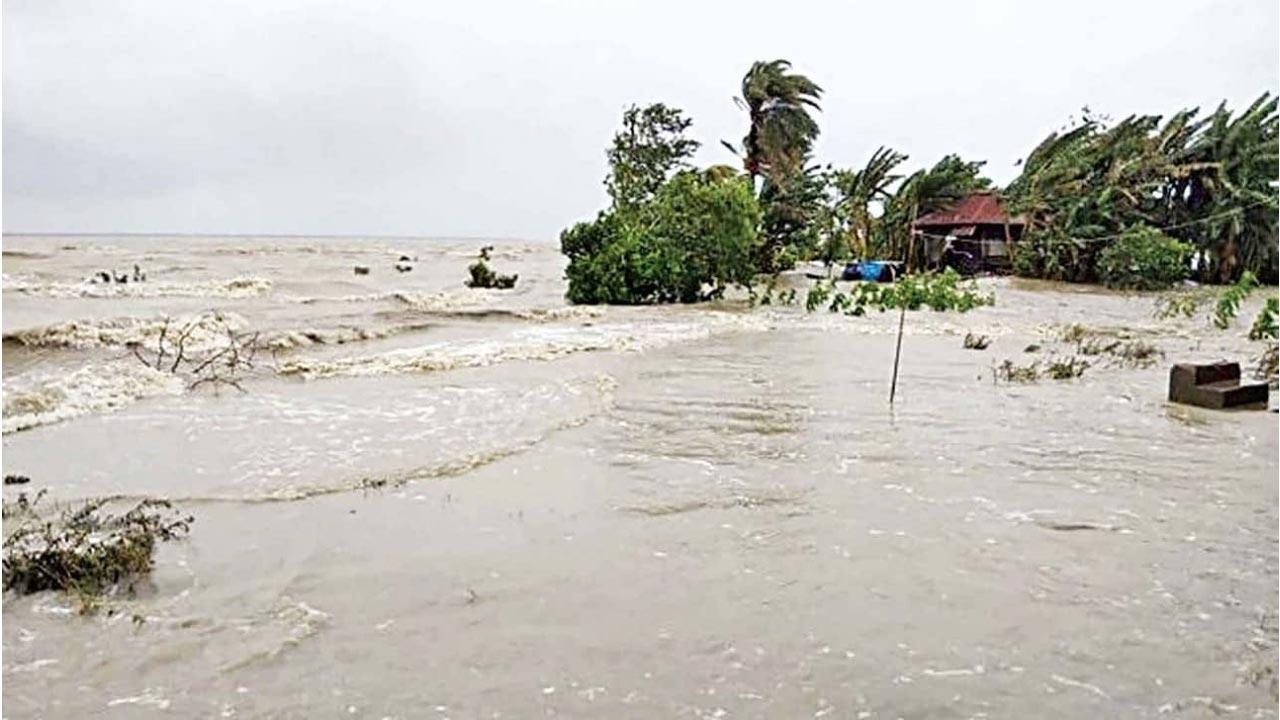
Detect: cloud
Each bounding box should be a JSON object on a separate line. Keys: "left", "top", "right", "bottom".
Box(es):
{"left": 4, "top": 0, "right": 1277, "bottom": 238}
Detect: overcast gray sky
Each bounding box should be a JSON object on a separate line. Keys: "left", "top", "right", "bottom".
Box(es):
{"left": 4, "top": 0, "right": 1277, "bottom": 239}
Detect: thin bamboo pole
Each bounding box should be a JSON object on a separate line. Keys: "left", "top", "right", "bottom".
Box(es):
{"left": 889, "top": 202, "right": 919, "bottom": 405}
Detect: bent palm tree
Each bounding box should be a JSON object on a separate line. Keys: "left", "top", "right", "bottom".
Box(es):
{"left": 731, "top": 60, "right": 823, "bottom": 185}
{"left": 834, "top": 146, "right": 908, "bottom": 257}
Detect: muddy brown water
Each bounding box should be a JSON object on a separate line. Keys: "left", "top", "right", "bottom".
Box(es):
{"left": 2, "top": 235, "right": 1277, "bottom": 718}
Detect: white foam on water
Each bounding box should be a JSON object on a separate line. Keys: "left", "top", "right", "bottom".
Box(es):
{"left": 2, "top": 274, "right": 272, "bottom": 299}
{"left": 5, "top": 312, "right": 251, "bottom": 352}
{"left": 277, "top": 313, "right": 769, "bottom": 379}
{"left": 3, "top": 362, "right": 185, "bottom": 434}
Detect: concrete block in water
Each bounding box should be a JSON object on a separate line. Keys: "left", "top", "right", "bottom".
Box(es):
{"left": 1168, "top": 362, "right": 1269, "bottom": 409}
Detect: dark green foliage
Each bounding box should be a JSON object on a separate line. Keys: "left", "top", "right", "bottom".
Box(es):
{"left": 832, "top": 147, "right": 909, "bottom": 258}
{"left": 606, "top": 104, "right": 700, "bottom": 210}
{"left": 3, "top": 494, "right": 193, "bottom": 612}
{"left": 1096, "top": 226, "right": 1192, "bottom": 290}
{"left": 562, "top": 103, "right": 759, "bottom": 304}
{"left": 1007, "top": 95, "right": 1279, "bottom": 284}
{"left": 726, "top": 60, "right": 831, "bottom": 273}
{"left": 756, "top": 165, "right": 835, "bottom": 272}
{"left": 1012, "top": 230, "right": 1102, "bottom": 283}
{"left": 562, "top": 172, "right": 761, "bottom": 304}
{"left": 1214, "top": 271, "right": 1260, "bottom": 328}
{"left": 465, "top": 246, "right": 518, "bottom": 289}
{"left": 733, "top": 60, "right": 823, "bottom": 182}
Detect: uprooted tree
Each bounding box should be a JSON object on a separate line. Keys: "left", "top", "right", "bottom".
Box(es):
{"left": 127, "top": 311, "right": 260, "bottom": 391}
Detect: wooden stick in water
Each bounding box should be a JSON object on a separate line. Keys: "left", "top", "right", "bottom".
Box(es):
{"left": 889, "top": 203, "right": 919, "bottom": 405}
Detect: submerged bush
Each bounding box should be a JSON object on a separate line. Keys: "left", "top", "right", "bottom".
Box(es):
{"left": 1097, "top": 226, "right": 1192, "bottom": 290}
{"left": 803, "top": 269, "right": 994, "bottom": 317}
{"left": 3, "top": 494, "right": 192, "bottom": 613}
{"left": 562, "top": 172, "right": 761, "bottom": 304}
{"left": 1250, "top": 296, "right": 1279, "bottom": 340}
{"left": 963, "top": 333, "right": 991, "bottom": 350}
{"left": 1256, "top": 344, "right": 1279, "bottom": 383}
{"left": 992, "top": 355, "right": 1089, "bottom": 383}
{"left": 465, "top": 246, "right": 518, "bottom": 289}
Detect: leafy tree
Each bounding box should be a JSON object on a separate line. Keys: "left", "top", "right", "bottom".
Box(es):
{"left": 562, "top": 171, "right": 761, "bottom": 304}
{"left": 755, "top": 164, "right": 836, "bottom": 272}
{"left": 605, "top": 103, "right": 700, "bottom": 210}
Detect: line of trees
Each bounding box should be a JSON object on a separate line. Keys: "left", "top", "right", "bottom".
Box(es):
{"left": 560, "top": 60, "right": 1278, "bottom": 304}
{"left": 1006, "top": 98, "right": 1279, "bottom": 285}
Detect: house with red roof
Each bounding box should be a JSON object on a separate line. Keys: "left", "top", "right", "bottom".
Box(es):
{"left": 914, "top": 192, "right": 1025, "bottom": 273}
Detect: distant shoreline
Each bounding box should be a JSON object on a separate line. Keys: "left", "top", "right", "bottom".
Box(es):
{"left": 2, "top": 232, "right": 553, "bottom": 243}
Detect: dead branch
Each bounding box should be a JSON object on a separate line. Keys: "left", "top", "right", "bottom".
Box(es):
{"left": 127, "top": 312, "right": 261, "bottom": 393}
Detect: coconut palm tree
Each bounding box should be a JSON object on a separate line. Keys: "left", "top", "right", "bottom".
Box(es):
{"left": 726, "top": 60, "right": 823, "bottom": 186}
{"left": 834, "top": 146, "right": 908, "bottom": 258}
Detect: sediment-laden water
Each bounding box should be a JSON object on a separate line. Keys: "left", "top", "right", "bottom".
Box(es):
{"left": 2, "top": 235, "right": 1276, "bottom": 718}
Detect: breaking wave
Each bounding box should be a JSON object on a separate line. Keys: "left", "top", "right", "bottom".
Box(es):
{"left": 277, "top": 314, "right": 769, "bottom": 379}
{"left": 259, "top": 322, "right": 432, "bottom": 351}
{"left": 1, "top": 274, "right": 272, "bottom": 299}
{"left": 5, "top": 312, "right": 251, "bottom": 352}
{"left": 3, "top": 362, "right": 185, "bottom": 434}
{"left": 3, "top": 312, "right": 441, "bottom": 354}
{"left": 287, "top": 288, "right": 503, "bottom": 310}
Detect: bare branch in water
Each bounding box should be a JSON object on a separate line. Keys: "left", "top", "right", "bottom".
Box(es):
{"left": 128, "top": 312, "right": 261, "bottom": 393}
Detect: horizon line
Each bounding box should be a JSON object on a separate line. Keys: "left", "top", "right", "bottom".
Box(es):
{"left": 1, "top": 231, "right": 551, "bottom": 242}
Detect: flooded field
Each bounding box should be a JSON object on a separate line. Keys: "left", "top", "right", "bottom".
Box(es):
{"left": 3, "top": 235, "right": 1277, "bottom": 718}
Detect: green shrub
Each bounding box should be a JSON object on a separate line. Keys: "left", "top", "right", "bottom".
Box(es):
{"left": 1097, "top": 226, "right": 1192, "bottom": 290}
{"left": 1251, "top": 296, "right": 1279, "bottom": 340}
{"left": 3, "top": 494, "right": 193, "bottom": 613}
{"left": 465, "top": 246, "right": 518, "bottom": 289}
{"left": 803, "top": 269, "right": 994, "bottom": 316}
{"left": 1013, "top": 230, "right": 1100, "bottom": 283}
{"left": 561, "top": 172, "right": 761, "bottom": 304}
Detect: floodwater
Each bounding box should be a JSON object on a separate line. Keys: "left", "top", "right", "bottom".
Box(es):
{"left": 2, "top": 235, "right": 1277, "bottom": 719}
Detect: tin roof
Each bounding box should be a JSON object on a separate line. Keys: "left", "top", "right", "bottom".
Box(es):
{"left": 914, "top": 192, "right": 1024, "bottom": 227}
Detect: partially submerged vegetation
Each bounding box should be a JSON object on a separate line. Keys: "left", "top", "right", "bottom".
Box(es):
{"left": 1156, "top": 272, "right": 1278, "bottom": 379}
{"left": 799, "top": 269, "right": 994, "bottom": 316}
{"left": 465, "top": 246, "right": 518, "bottom": 289}
{"left": 994, "top": 323, "right": 1166, "bottom": 384}
{"left": 963, "top": 333, "right": 991, "bottom": 350}
{"left": 561, "top": 104, "right": 760, "bottom": 304}
{"left": 3, "top": 491, "right": 192, "bottom": 614}
{"left": 128, "top": 311, "right": 260, "bottom": 392}
{"left": 992, "top": 356, "right": 1091, "bottom": 384}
